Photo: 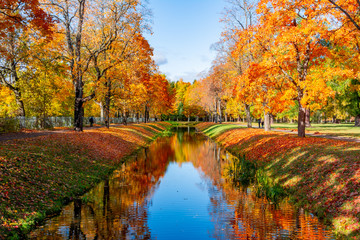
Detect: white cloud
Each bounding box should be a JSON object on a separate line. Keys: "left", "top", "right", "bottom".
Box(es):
{"left": 152, "top": 53, "right": 168, "bottom": 66}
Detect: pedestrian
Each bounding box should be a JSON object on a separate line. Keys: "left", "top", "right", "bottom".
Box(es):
{"left": 89, "top": 116, "right": 94, "bottom": 127}
{"left": 258, "top": 118, "right": 261, "bottom": 128}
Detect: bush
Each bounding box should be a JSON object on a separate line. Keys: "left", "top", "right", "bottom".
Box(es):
{"left": 0, "top": 118, "right": 20, "bottom": 133}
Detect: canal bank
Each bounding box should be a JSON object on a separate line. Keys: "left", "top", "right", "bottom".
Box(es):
{"left": 196, "top": 122, "right": 360, "bottom": 239}
{"left": 0, "top": 122, "right": 171, "bottom": 239}
{"left": 29, "top": 127, "right": 333, "bottom": 239}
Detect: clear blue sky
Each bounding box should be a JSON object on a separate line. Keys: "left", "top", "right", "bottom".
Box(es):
{"left": 145, "top": 0, "right": 227, "bottom": 83}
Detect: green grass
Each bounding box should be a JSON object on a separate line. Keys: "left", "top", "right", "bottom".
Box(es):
{"left": 203, "top": 124, "right": 245, "bottom": 138}
{"left": 271, "top": 123, "right": 360, "bottom": 139}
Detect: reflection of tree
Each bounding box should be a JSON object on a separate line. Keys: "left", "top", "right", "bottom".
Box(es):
{"left": 202, "top": 150, "right": 332, "bottom": 240}
{"left": 30, "top": 128, "right": 332, "bottom": 240}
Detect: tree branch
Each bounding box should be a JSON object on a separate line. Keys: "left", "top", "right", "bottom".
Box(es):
{"left": 328, "top": 0, "right": 360, "bottom": 31}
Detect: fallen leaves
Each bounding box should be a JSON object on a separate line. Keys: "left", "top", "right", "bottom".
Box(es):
{"left": 0, "top": 122, "right": 170, "bottom": 238}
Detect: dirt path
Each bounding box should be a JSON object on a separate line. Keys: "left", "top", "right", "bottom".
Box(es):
{"left": 0, "top": 125, "right": 123, "bottom": 142}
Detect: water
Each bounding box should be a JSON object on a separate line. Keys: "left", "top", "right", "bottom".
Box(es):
{"left": 29, "top": 127, "right": 334, "bottom": 239}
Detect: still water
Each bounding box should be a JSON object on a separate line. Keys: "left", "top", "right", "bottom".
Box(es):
{"left": 30, "top": 127, "right": 333, "bottom": 239}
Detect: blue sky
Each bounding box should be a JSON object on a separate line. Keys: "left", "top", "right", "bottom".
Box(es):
{"left": 145, "top": 0, "right": 226, "bottom": 83}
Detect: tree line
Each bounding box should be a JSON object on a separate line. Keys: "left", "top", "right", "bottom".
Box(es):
{"left": 171, "top": 0, "right": 360, "bottom": 137}
{"left": 1, "top": 0, "right": 360, "bottom": 137}
{"left": 0, "top": 0, "right": 174, "bottom": 130}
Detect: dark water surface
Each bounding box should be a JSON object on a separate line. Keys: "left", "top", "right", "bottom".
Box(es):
{"left": 30, "top": 127, "right": 334, "bottom": 239}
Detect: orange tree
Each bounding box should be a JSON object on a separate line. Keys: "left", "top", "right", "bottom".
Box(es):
{"left": 249, "top": 0, "right": 338, "bottom": 137}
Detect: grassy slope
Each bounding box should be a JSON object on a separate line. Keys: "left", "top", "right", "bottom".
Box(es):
{"left": 197, "top": 122, "right": 360, "bottom": 239}
{"left": 0, "top": 122, "right": 171, "bottom": 239}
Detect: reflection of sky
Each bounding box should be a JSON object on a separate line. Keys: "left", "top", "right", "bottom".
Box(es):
{"left": 148, "top": 162, "right": 216, "bottom": 239}
{"left": 58, "top": 225, "right": 70, "bottom": 238}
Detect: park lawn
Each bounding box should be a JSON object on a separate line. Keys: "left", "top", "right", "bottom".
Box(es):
{"left": 0, "top": 122, "right": 171, "bottom": 239}
{"left": 271, "top": 123, "right": 360, "bottom": 139}
{"left": 197, "top": 122, "right": 360, "bottom": 239}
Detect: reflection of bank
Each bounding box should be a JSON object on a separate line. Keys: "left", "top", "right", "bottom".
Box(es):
{"left": 29, "top": 128, "right": 333, "bottom": 239}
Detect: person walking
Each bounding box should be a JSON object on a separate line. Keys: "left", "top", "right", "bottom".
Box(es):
{"left": 89, "top": 116, "right": 94, "bottom": 127}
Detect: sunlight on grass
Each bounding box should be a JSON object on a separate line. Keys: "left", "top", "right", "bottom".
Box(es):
{"left": 204, "top": 124, "right": 245, "bottom": 138}
{"left": 283, "top": 176, "right": 302, "bottom": 187}
{"left": 272, "top": 123, "right": 360, "bottom": 138}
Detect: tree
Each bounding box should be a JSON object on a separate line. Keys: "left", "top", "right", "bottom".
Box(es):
{"left": 0, "top": 0, "right": 53, "bottom": 116}
{"left": 0, "top": 0, "right": 53, "bottom": 37}
{"left": 251, "top": 0, "right": 335, "bottom": 137}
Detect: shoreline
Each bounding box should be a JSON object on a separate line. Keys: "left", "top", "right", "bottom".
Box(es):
{"left": 196, "top": 122, "right": 360, "bottom": 239}
{"left": 0, "top": 122, "right": 172, "bottom": 239}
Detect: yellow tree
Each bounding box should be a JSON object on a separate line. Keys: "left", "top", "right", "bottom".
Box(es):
{"left": 324, "top": 0, "right": 360, "bottom": 125}
{"left": 85, "top": 0, "right": 143, "bottom": 127}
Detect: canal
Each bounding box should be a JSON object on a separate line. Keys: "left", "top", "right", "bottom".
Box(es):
{"left": 30, "top": 127, "right": 333, "bottom": 239}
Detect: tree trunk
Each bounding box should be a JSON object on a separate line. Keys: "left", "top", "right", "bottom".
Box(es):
{"left": 218, "top": 99, "right": 222, "bottom": 124}
{"left": 74, "top": 88, "right": 84, "bottom": 131}
{"left": 104, "top": 77, "right": 111, "bottom": 128}
{"left": 264, "top": 112, "right": 271, "bottom": 131}
{"left": 245, "top": 104, "right": 252, "bottom": 128}
{"left": 305, "top": 108, "right": 311, "bottom": 127}
{"left": 225, "top": 113, "right": 227, "bottom": 123}
{"left": 144, "top": 104, "right": 148, "bottom": 123}
{"left": 355, "top": 115, "right": 360, "bottom": 127}
{"left": 298, "top": 104, "right": 306, "bottom": 137}
{"left": 96, "top": 101, "right": 104, "bottom": 122}
{"left": 188, "top": 116, "right": 190, "bottom": 122}
{"left": 14, "top": 90, "right": 26, "bottom": 117}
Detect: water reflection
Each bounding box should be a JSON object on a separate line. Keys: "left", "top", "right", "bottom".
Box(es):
{"left": 30, "top": 128, "right": 334, "bottom": 239}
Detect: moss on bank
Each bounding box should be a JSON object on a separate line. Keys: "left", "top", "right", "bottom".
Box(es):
{"left": 0, "top": 122, "right": 172, "bottom": 239}
{"left": 197, "top": 122, "right": 360, "bottom": 239}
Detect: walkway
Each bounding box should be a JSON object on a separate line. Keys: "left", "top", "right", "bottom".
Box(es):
{"left": 0, "top": 124, "right": 123, "bottom": 142}
{"left": 264, "top": 127, "right": 360, "bottom": 143}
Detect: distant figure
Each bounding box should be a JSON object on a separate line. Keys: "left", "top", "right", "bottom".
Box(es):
{"left": 258, "top": 118, "right": 261, "bottom": 128}
{"left": 89, "top": 116, "right": 94, "bottom": 127}
{"left": 261, "top": 121, "right": 264, "bottom": 128}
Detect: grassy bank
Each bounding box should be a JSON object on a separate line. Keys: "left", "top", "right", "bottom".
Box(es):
{"left": 0, "top": 122, "right": 171, "bottom": 239}
{"left": 197, "top": 122, "right": 360, "bottom": 239}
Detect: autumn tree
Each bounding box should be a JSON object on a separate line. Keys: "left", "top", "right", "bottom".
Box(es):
{"left": 324, "top": 0, "right": 360, "bottom": 126}
{"left": 0, "top": 0, "right": 53, "bottom": 116}
{"left": 248, "top": 0, "right": 336, "bottom": 137}
{"left": 221, "top": 0, "right": 259, "bottom": 127}
{"left": 85, "top": 0, "right": 144, "bottom": 128}
{"left": 0, "top": 0, "right": 53, "bottom": 37}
